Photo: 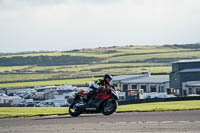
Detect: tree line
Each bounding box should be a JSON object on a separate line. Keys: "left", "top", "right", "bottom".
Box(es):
{"left": 0, "top": 55, "right": 100, "bottom": 66}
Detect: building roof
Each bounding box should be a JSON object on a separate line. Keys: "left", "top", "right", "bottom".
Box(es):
{"left": 122, "top": 76, "right": 169, "bottom": 84}
{"left": 36, "top": 86, "right": 58, "bottom": 90}
{"left": 112, "top": 74, "right": 148, "bottom": 81}
{"left": 171, "top": 59, "right": 200, "bottom": 64}
{"left": 185, "top": 81, "right": 200, "bottom": 87}
{"left": 179, "top": 68, "right": 200, "bottom": 73}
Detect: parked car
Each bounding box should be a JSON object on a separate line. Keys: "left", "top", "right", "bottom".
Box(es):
{"left": 25, "top": 102, "right": 35, "bottom": 107}
{"left": 15, "top": 101, "right": 26, "bottom": 107}
{"left": 35, "top": 100, "right": 55, "bottom": 107}
{"left": 16, "top": 101, "right": 38, "bottom": 107}
{"left": 60, "top": 103, "right": 70, "bottom": 107}
{"left": 32, "top": 101, "right": 41, "bottom": 106}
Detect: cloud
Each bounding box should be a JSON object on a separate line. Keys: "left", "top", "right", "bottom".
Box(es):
{"left": 0, "top": 0, "right": 200, "bottom": 52}
{"left": 0, "top": 0, "right": 120, "bottom": 11}
{"left": 0, "top": 0, "right": 67, "bottom": 10}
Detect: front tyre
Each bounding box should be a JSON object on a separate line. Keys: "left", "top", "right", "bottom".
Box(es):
{"left": 69, "top": 102, "right": 81, "bottom": 117}
{"left": 102, "top": 100, "right": 118, "bottom": 115}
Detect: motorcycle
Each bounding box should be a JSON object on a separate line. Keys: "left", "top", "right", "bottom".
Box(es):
{"left": 68, "top": 86, "right": 119, "bottom": 117}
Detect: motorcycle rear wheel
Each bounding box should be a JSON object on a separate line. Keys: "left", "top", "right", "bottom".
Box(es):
{"left": 69, "top": 102, "right": 81, "bottom": 117}
{"left": 102, "top": 100, "right": 118, "bottom": 115}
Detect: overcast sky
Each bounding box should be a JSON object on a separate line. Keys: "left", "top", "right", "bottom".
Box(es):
{"left": 0, "top": 0, "right": 200, "bottom": 52}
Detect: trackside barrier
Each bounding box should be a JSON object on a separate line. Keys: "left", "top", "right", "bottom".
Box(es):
{"left": 118, "top": 96, "right": 200, "bottom": 105}
{"left": 0, "top": 104, "right": 13, "bottom": 107}
{"left": 1, "top": 96, "right": 200, "bottom": 107}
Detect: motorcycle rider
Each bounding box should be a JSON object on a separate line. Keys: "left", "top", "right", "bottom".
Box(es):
{"left": 86, "top": 74, "right": 113, "bottom": 102}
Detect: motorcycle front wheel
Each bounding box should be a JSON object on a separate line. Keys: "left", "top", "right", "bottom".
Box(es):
{"left": 69, "top": 102, "right": 81, "bottom": 117}
{"left": 102, "top": 100, "right": 118, "bottom": 115}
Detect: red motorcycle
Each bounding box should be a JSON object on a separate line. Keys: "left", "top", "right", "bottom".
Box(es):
{"left": 68, "top": 86, "right": 119, "bottom": 117}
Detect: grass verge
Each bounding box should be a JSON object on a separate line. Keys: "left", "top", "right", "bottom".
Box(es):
{"left": 0, "top": 77, "right": 99, "bottom": 88}
{"left": 1, "top": 100, "right": 200, "bottom": 118}
{"left": 117, "top": 100, "right": 200, "bottom": 112}
{"left": 0, "top": 107, "right": 68, "bottom": 118}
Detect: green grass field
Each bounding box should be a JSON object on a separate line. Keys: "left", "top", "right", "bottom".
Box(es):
{"left": 0, "top": 66, "right": 171, "bottom": 88}
{"left": 0, "top": 77, "right": 99, "bottom": 88}
{"left": 117, "top": 100, "right": 200, "bottom": 112}
{"left": 1, "top": 100, "right": 200, "bottom": 118}
{"left": 105, "top": 51, "right": 200, "bottom": 63}
{"left": 0, "top": 107, "right": 68, "bottom": 118}
{"left": 0, "top": 46, "right": 189, "bottom": 58}
{"left": 0, "top": 63, "right": 167, "bottom": 73}
{"left": 0, "top": 45, "right": 199, "bottom": 89}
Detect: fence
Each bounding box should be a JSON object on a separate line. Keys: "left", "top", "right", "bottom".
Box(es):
{"left": 118, "top": 96, "right": 200, "bottom": 105}
{"left": 1, "top": 96, "right": 200, "bottom": 107}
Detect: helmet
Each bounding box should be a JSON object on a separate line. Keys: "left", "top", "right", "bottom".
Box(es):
{"left": 103, "top": 74, "right": 112, "bottom": 85}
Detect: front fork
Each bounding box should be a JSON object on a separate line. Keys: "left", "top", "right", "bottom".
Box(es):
{"left": 104, "top": 99, "right": 115, "bottom": 111}
{"left": 73, "top": 96, "right": 86, "bottom": 111}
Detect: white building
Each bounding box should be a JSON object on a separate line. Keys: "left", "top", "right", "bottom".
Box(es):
{"left": 0, "top": 93, "right": 24, "bottom": 105}
{"left": 6, "top": 88, "right": 35, "bottom": 96}
{"left": 112, "top": 74, "right": 175, "bottom": 99}
{"left": 33, "top": 86, "right": 57, "bottom": 100}
{"left": 56, "top": 84, "right": 76, "bottom": 90}
{"left": 53, "top": 84, "right": 78, "bottom": 105}
{"left": 112, "top": 74, "right": 149, "bottom": 90}
{"left": 182, "top": 81, "right": 200, "bottom": 96}
{"left": 55, "top": 84, "right": 76, "bottom": 99}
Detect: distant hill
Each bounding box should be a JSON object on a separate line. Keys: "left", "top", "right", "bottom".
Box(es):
{"left": 0, "top": 43, "right": 200, "bottom": 66}
{"left": 163, "top": 43, "right": 200, "bottom": 49}
{"left": 0, "top": 55, "right": 100, "bottom": 66}
{"left": 0, "top": 43, "right": 200, "bottom": 88}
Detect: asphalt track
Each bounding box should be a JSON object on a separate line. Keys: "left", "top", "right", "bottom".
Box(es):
{"left": 1, "top": 110, "right": 200, "bottom": 133}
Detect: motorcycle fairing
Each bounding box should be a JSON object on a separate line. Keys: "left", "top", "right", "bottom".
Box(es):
{"left": 89, "top": 98, "right": 105, "bottom": 111}
{"left": 93, "top": 93, "right": 111, "bottom": 99}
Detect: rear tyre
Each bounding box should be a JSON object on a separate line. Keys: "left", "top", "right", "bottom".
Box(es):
{"left": 102, "top": 100, "right": 118, "bottom": 115}
{"left": 69, "top": 102, "right": 81, "bottom": 117}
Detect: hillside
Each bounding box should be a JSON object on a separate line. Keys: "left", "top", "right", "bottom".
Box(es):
{"left": 0, "top": 44, "right": 200, "bottom": 88}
